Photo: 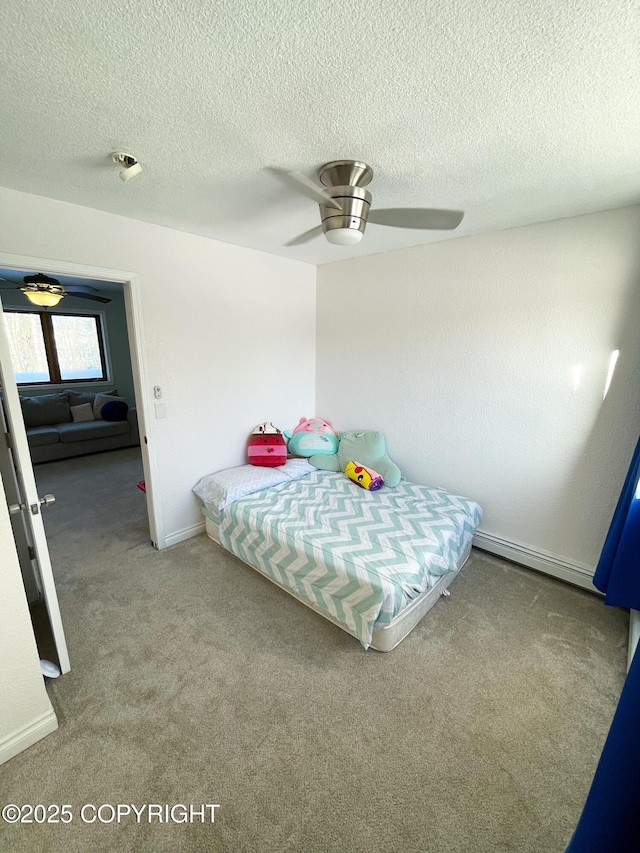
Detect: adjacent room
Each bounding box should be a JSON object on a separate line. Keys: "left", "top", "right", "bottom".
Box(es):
{"left": 0, "top": 1, "right": 639, "bottom": 852}
{"left": 0, "top": 270, "right": 149, "bottom": 664}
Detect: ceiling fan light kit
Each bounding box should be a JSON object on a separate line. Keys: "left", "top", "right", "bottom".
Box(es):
{"left": 325, "top": 227, "right": 364, "bottom": 246}
{"left": 284, "top": 159, "right": 464, "bottom": 247}
{"left": 22, "top": 273, "right": 65, "bottom": 306}
{"left": 0, "top": 272, "right": 112, "bottom": 305}
{"left": 24, "top": 290, "right": 64, "bottom": 307}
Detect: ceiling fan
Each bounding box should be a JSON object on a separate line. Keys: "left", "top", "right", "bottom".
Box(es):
{"left": 273, "top": 160, "right": 464, "bottom": 246}
{"left": 0, "top": 273, "right": 111, "bottom": 307}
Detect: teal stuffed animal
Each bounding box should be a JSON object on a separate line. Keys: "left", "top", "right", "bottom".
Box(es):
{"left": 310, "top": 430, "right": 401, "bottom": 488}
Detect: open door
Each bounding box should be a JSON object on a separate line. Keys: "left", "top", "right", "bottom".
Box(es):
{"left": 0, "top": 406, "right": 42, "bottom": 604}
{"left": 0, "top": 297, "right": 70, "bottom": 674}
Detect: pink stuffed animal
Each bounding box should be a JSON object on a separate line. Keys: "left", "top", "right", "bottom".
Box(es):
{"left": 285, "top": 417, "right": 339, "bottom": 457}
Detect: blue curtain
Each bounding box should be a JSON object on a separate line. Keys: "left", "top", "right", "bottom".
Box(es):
{"left": 565, "top": 435, "right": 640, "bottom": 852}
{"left": 593, "top": 434, "right": 640, "bottom": 608}
{"left": 565, "top": 644, "right": 640, "bottom": 852}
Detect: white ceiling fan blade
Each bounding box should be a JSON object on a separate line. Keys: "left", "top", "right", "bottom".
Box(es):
{"left": 284, "top": 225, "right": 324, "bottom": 246}
{"left": 268, "top": 168, "right": 342, "bottom": 211}
{"left": 369, "top": 208, "right": 464, "bottom": 230}
{"left": 289, "top": 171, "right": 343, "bottom": 210}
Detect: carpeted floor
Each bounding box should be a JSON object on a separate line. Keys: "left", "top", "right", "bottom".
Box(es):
{"left": 0, "top": 448, "right": 629, "bottom": 853}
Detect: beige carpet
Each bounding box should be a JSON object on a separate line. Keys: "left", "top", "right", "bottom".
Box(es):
{"left": 0, "top": 448, "right": 628, "bottom": 853}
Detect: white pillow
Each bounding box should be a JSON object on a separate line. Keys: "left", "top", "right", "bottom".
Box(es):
{"left": 193, "top": 459, "right": 315, "bottom": 513}
{"left": 70, "top": 403, "right": 95, "bottom": 423}
{"left": 277, "top": 457, "right": 315, "bottom": 480}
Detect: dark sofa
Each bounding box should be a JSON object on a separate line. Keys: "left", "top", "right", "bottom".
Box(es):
{"left": 20, "top": 389, "right": 139, "bottom": 463}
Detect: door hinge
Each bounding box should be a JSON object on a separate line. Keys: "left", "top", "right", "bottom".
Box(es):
{"left": 28, "top": 545, "right": 36, "bottom": 561}
{"left": 4, "top": 431, "right": 12, "bottom": 449}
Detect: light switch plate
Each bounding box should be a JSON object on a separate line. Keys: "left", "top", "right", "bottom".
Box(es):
{"left": 154, "top": 402, "right": 167, "bottom": 419}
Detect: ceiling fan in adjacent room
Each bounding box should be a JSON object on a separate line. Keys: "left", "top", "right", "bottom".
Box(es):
{"left": 0, "top": 273, "right": 111, "bottom": 307}
{"left": 273, "top": 160, "right": 465, "bottom": 246}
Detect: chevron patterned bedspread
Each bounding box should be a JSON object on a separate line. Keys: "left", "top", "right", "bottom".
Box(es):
{"left": 217, "top": 471, "right": 482, "bottom": 648}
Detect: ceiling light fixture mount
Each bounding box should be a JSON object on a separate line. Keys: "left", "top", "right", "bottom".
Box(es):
{"left": 111, "top": 151, "right": 142, "bottom": 181}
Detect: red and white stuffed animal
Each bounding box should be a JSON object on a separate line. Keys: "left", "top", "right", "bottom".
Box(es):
{"left": 247, "top": 422, "right": 287, "bottom": 467}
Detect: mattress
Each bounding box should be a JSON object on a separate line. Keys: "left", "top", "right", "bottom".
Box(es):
{"left": 201, "top": 470, "right": 482, "bottom": 650}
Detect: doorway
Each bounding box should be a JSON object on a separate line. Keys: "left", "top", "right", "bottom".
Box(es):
{"left": 0, "top": 254, "right": 161, "bottom": 674}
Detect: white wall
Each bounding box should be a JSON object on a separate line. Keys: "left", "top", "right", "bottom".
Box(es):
{"left": 0, "top": 186, "right": 316, "bottom": 545}
{"left": 316, "top": 206, "right": 640, "bottom": 570}
{"left": 0, "top": 472, "right": 58, "bottom": 764}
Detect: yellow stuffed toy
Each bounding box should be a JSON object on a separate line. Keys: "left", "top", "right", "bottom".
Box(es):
{"left": 345, "top": 461, "right": 384, "bottom": 491}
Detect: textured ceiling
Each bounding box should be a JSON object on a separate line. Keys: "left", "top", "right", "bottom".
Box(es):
{"left": 1, "top": 0, "right": 638, "bottom": 265}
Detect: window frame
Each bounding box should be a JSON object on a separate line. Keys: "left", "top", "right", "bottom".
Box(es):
{"left": 6, "top": 307, "right": 110, "bottom": 387}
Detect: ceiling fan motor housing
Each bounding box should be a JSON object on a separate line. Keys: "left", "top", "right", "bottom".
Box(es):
{"left": 317, "top": 160, "right": 374, "bottom": 239}
{"left": 23, "top": 273, "right": 62, "bottom": 290}
{"left": 319, "top": 185, "right": 372, "bottom": 238}
{"left": 24, "top": 284, "right": 64, "bottom": 294}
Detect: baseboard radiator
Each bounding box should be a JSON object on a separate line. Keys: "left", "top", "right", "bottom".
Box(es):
{"left": 472, "top": 530, "right": 598, "bottom": 593}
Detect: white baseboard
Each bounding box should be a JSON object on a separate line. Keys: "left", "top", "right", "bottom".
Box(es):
{"left": 163, "top": 521, "right": 205, "bottom": 548}
{"left": 0, "top": 708, "right": 58, "bottom": 766}
{"left": 473, "top": 530, "right": 598, "bottom": 593}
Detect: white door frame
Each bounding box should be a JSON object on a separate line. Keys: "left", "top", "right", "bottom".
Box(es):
{"left": 0, "top": 251, "right": 163, "bottom": 548}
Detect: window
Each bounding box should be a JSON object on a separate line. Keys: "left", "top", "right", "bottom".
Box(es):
{"left": 5, "top": 310, "right": 108, "bottom": 385}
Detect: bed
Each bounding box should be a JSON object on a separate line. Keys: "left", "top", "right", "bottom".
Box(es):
{"left": 196, "top": 465, "right": 482, "bottom": 651}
